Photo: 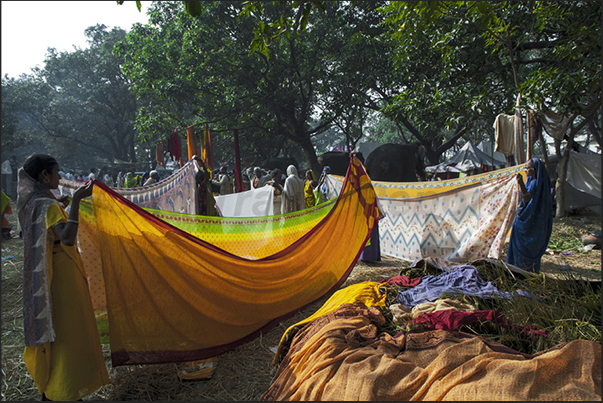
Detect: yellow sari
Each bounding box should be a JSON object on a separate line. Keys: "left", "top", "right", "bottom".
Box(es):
{"left": 23, "top": 203, "right": 109, "bottom": 401}
{"left": 304, "top": 169, "right": 317, "bottom": 208}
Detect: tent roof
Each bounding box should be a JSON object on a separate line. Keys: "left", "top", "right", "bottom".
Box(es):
{"left": 426, "top": 142, "right": 507, "bottom": 173}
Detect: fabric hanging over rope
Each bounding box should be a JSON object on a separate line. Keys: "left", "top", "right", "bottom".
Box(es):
{"left": 514, "top": 105, "right": 526, "bottom": 165}
{"left": 324, "top": 165, "right": 522, "bottom": 262}
{"left": 55, "top": 160, "right": 203, "bottom": 314}
{"left": 214, "top": 185, "right": 275, "bottom": 217}
{"left": 85, "top": 156, "right": 377, "bottom": 366}
{"left": 155, "top": 142, "right": 164, "bottom": 167}
{"left": 167, "top": 130, "right": 183, "bottom": 167}
{"left": 186, "top": 125, "right": 199, "bottom": 161}
{"left": 493, "top": 114, "right": 516, "bottom": 156}
{"left": 202, "top": 123, "right": 213, "bottom": 173}
{"left": 540, "top": 104, "right": 576, "bottom": 141}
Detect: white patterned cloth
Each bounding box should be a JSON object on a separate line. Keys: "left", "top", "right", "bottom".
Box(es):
{"left": 324, "top": 166, "right": 522, "bottom": 262}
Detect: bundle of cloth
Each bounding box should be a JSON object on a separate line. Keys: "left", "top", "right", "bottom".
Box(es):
{"left": 262, "top": 264, "right": 601, "bottom": 401}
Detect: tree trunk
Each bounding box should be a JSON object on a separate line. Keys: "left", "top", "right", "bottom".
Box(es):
{"left": 304, "top": 144, "right": 321, "bottom": 178}
{"left": 538, "top": 126, "right": 550, "bottom": 174}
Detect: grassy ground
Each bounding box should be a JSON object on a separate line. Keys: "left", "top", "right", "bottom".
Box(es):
{"left": 1, "top": 207, "right": 600, "bottom": 401}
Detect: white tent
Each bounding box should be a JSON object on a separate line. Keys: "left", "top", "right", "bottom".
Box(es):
{"left": 477, "top": 141, "right": 508, "bottom": 165}
{"left": 563, "top": 150, "right": 601, "bottom": 214}
{"left": 426, "top": 141, "right": 507, "bottom": 174}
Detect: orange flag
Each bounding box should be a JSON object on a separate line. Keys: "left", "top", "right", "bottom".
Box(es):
{"left": 187, "top": 125, "right": 199, "bottom": 161}
{"left": 155, "top": 142, "right": 165, "bottom": 167}
{"left": 202, "top": 123, "right": 213, "bottom": 173}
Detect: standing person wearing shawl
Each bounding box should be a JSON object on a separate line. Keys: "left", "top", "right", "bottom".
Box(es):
{"left": 506, "top": 158, "right": 554, "bottom": 273}
{"left": 124, "top": 171, "right": 137, "bottom": 188}
{"left": 116, "top": 171, "right": 124, "bottom": 188}
{"left": 281, "top": 165, "right": 306, "bottom": 214}
{"left": 17, "top": 154, "right": 109, "bottom": 401}
{"left": 251, "top": 167, "right": 263, "bottom": 189}
{"left": 304, "top": 169, "right": 317, "bottom": 209}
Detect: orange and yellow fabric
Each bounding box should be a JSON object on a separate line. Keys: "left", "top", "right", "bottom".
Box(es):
{"left": 261, "top": 301, "right": 601, "bottom": 401}
{"left": 90, "top": 156, "right": 378, "bottom": 366}
{"left": 272, "top": 281, "right": 388, "bottom": 364}
{"left": 186, "top": 125, "right": 199, "bottom": 161}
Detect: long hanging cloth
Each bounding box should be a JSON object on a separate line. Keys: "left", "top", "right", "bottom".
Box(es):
{"left": 506, "top": 158, "right": 553, "bottom": 273}
{"left": 186, "top": 125, "right": 199, "bottom": 161}
{"left": 167, "top": 130, "right": 183, "bottom": 167}
{"left": 155, "top": 142, "right": 164, "bottom": 167}
{"left": 202, "top": 123, "right": 213, "bottom": 174}
{"left": 91, "top": 156, "right": 378, "bottom": 366}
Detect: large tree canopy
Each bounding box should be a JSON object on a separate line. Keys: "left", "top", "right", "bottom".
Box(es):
{"left": 116, "top": 1, "right": 391, "bottom": 174}
{"left": 117, "top": 1, "right": 599, "bottom": 170}
{"left": 378, "top": 1, "right": 601, "bottom": 164}
{"left": 2, "top": 25, "right": 141, "bottom": 168}
{"left": 3, "top": 1, "right": 598, "bottom": 217}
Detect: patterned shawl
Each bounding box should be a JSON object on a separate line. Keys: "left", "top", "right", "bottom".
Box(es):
{"left": 17, "top": 168, "right": 58, "bottom": 346}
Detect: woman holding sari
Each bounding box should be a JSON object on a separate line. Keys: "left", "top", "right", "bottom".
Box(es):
{"left": 304, "top": 169, "right": 317, "bottom": 209}
{"left": 17, "top": 154, "right": 109, "bottom": 400}
{"left": 506, "top": 158, "right": 554, "bottom": 273}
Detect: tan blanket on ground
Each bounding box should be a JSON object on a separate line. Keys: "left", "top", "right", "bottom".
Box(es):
{"left": 261, "top": 302, "right": 601, "bottom": 401}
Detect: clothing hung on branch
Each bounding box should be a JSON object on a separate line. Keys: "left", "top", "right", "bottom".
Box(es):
{"left": 493, "top": 113, "right": 516, "bottom": 156}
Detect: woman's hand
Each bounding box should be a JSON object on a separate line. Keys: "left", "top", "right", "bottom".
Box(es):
{"left": 516, "top": 173, "right": 531, "bottom": 203}
{"left": 73, "top": 181, "right": 93, "bottom": 200}
{"left": 54, "top": 181, "right": 93, "bottom": 246}
{"left": 515, "top": 172, "right": 523, "bottom": 185}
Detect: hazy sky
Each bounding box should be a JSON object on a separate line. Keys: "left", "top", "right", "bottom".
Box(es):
{"left": 1, "top": 1, "right": 151, "bottom": 78}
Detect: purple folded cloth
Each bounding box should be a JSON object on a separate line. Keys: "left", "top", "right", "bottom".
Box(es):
{"left": 397, "top": 265, "right": 530, "bottom": 308}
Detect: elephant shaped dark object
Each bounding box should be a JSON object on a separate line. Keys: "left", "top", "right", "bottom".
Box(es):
{"left": 262, "top": 157, "right": 299, "bottom": 174}
{"left": 364, "top": 143, "right": 426, "bottom": 182}
{"left": 317, "top": 152, "right": 365, "bottom": 176}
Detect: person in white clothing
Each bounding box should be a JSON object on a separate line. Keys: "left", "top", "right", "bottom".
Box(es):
{"left": 281, "top": 165, "right": 305, "bottom": 214}
{"left": 143, "top": 170, "right": 160, "bottom": 186}
{"left": 212, "top": 166, "right": 232, "bottom": 195}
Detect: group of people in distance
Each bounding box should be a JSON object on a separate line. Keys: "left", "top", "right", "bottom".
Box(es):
{"left": 248, "top": 164, "right": 328, "bottom": 215}
{"left": 56, "top": 167, "right": 162, "bottom": 189}
{"left": 208, "top": 164, "right": 328, "bottom": 215}
{"left": 12, "top": 152, "right": 553, "bottom": 400}
{"left": 112, "top": 170, "right": 160, "bottom": 188}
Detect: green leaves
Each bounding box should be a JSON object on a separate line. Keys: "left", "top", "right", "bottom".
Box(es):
{"left": 237, "top": 1, "right": 327, "bottom": 57}
{"left": 184, "top": 1, "right": 202, "bottom": 17}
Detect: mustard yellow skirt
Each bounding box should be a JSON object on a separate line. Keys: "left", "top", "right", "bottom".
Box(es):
{"left": 24, "top": 246, "right": 109, "bottom": 401}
